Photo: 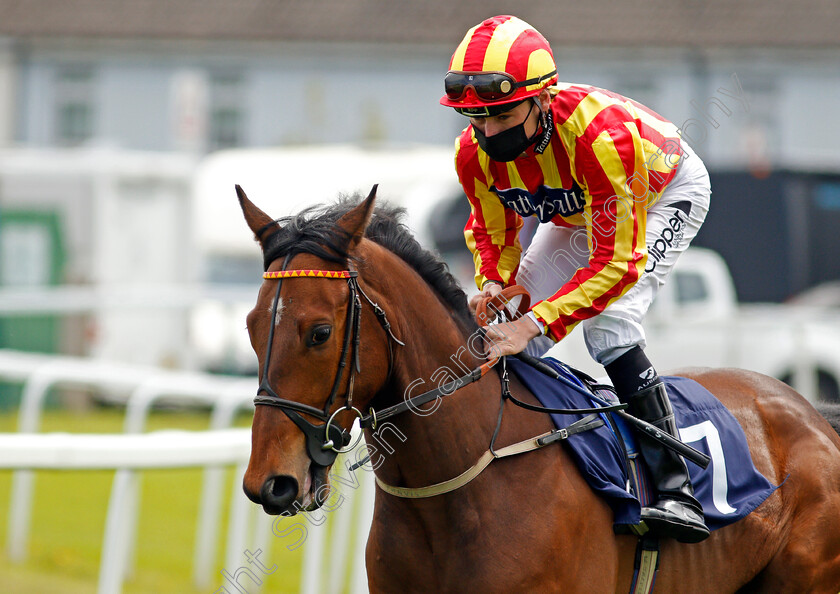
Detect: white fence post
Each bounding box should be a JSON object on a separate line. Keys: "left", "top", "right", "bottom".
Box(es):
{"left": 350, "top": 470, "right": 375, "bottom": 594}
{"left": 194, "top": 387, "right": 256, "bottom": 589}
{"left": 118, "top": 374, "right": 255, "bottom": 586}
{"left": 7, "top": 360, "right": 153, "bottom": 562}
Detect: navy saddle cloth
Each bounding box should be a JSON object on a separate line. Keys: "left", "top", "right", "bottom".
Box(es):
{"left": 507, "top": 357, "right": 779, "bottom": 530}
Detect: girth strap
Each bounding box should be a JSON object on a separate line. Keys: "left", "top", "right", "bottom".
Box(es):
{"left": 629, "top": 535, "right": 660, "bottom": 594}
{"left": 373, "top": 414, "right": 604, "bottom": 498}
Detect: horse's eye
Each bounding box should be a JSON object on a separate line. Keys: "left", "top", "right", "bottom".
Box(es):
{"left": 307, "top": 324, "right": 332, "bottom": 347}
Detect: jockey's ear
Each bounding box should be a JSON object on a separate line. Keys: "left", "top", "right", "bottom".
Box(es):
{"left": 537, "top": 89, "right": 552, "bottom": 114}
{"left": 236, "top": 185, "right": 279, "bottom": 249}
{"left": 336, "top": 184, "right": 377, "bottom": 253}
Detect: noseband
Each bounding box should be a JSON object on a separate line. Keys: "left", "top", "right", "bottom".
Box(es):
{"left": 253, "top": 255, "right": 404, "bottom": 466}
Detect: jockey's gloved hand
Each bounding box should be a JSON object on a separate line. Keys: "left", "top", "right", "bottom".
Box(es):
{"left": 469, "top": 281, "right": 503, "bottom": 313}
{"left": 484, "top": 315, "right": 542, "bottom": 358}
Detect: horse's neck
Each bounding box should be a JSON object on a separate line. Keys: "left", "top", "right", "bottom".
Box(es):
{"left": 368, "top": 265, "right": 504, "bottom": 491}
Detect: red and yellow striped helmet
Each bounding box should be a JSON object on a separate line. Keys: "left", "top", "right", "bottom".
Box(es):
{"left": 440, "top": 15, "right": 558, "bottom": 115}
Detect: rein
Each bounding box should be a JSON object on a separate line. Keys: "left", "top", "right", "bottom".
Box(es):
{"left": 254, "top": 264, "right": 628, "bottom": 490}
{"left": 369, "top": 352, "right": 625, "bottom": 499}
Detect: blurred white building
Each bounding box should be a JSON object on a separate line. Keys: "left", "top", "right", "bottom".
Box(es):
{"left": 0, "top": 1, "right": 837, "bottom": 170}
{"left": 0, "top": 1, "right": 839, "bottom": 369}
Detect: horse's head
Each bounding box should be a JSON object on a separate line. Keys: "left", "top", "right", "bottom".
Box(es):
{"left": 238, "top": 185, "right": 398, "bottom": 515}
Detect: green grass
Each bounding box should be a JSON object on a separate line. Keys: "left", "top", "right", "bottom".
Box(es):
{"left": 0, "top": 407, "right": 315, "bottom": 593}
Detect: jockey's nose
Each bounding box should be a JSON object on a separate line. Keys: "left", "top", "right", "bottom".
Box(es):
{"left": 483, "top": 120, "right": 504, "bottom": 137}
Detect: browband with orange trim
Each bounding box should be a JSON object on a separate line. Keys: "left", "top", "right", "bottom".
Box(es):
{"left": 263, "top": 270, "right": 356, "bottom": 279}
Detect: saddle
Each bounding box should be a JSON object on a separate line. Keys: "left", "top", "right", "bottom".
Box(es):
{"left": 476, "top": 286, "right": 778, "bottom": 533}
{"left": 507, "top": 355, "right": 779, "bottom": 533}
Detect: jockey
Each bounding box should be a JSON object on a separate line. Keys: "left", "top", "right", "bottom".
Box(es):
{"left": 441, "top": 15, "right": 712, "bottom": 543}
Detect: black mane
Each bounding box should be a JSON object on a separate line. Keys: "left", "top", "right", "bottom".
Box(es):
{"left": 260, "top": 196, "right": 475, "bottom": 329}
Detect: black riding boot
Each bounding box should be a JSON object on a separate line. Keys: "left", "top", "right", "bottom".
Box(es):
{"left": 625, "top": 382, "right": 710, "bottom": 543}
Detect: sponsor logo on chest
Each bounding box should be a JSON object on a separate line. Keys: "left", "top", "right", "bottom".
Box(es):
{"left": 493, "top": 183, "right": 586, "bottom": 222}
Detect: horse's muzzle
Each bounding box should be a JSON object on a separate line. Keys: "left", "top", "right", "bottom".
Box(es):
{"left": 257, "top": 475, "right": 299, "bottom": 515}
{"left": 244, "top": 464, "right": 330, "bottom": 515}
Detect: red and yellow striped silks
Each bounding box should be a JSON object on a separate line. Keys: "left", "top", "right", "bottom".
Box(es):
{"left": 456, "top": 83, "right": 683, "bottom": 342}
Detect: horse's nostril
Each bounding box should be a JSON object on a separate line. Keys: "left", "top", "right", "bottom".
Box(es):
{"left": 261, "top": 475, "right": 298, "bottom": 511}
{"left": 271, "top": 476, "right": 297, "bottom": 498}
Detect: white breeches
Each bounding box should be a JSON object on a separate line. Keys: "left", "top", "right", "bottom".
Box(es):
{"left": 518, "top": 142, "right": 711, "bottom": 365}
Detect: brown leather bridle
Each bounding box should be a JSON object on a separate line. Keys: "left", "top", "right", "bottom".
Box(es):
{"left": 253, "top": 254, "right": 403, "bottom": 466}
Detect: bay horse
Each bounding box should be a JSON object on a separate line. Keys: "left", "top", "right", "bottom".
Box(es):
{"left": 239, "top": 186, "right": 840, "bottom": 593}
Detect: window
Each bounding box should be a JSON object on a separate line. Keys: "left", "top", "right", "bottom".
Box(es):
{"left": 674, "top": 271, "right": 709, "bottom": 305}
{"left": 206, "top": 254, "right": 262, "bottom": 285}
{"left": 55, "top": 65, "right": 95, "bottom": 145}
{"left": 736, "top": 73, "right": 777, "bottom": 172}
{"left": 208, "top": 72, "right": 244, "bottom": 149}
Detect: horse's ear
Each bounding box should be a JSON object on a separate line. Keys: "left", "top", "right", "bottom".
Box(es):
{"left": 337, "top": 184, "right": 377, "bottom": 252}
{"left": 236, "top": 185, "right": 279, "bottom": 248}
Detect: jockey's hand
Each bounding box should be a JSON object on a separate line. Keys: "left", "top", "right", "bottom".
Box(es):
{"left": 484, "top": 316, "right": 542, "bottom": 358}
{"left": 469, "top": 282, "right": 503, "bottom": 313}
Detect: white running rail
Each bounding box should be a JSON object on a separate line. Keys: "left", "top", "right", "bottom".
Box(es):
{"left": 0, "top": 350, "right": 376, "bottom": 594}
{"left": 0, "top": 429, "right": 251, "bottom": 594}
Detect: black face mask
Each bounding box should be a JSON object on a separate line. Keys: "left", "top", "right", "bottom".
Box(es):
{"left": 473, "top": 101, "right": 538, "bottom": 162}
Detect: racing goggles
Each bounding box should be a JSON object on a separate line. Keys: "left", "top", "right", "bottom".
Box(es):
{"left": 444, "top": 69, "right": 557, "bottom": 104}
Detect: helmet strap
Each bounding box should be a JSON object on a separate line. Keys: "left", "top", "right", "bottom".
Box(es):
{"left": 533, "top": 99, "right": 553, "bottom": 155}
